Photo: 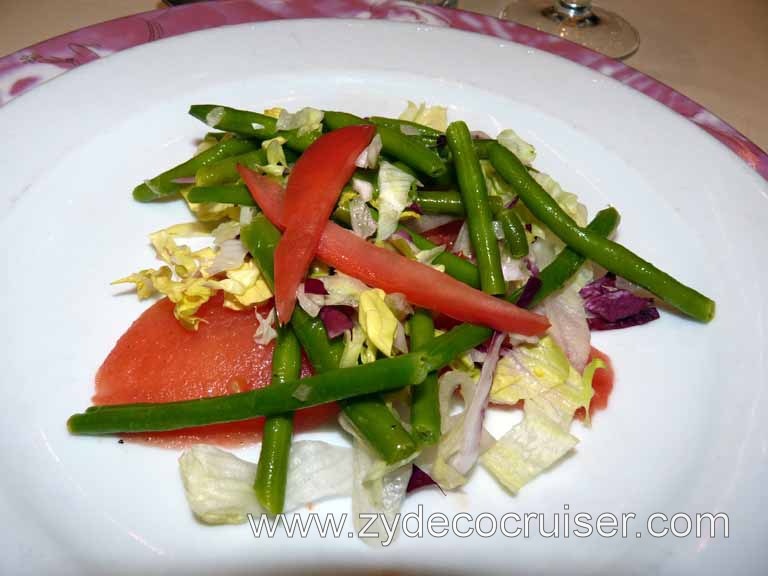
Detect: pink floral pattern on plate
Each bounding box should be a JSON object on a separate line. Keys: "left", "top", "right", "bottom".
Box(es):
{"left": 1, "top": 0, "right": 765, "bottom": 181}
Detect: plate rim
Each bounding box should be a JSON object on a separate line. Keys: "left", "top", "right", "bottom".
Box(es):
{"left": 0, "top": 0, "right": 766, "bottom": 183}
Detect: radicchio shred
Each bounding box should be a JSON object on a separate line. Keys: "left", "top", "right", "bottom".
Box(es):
{"left": 579, "top": 273, "right": 660, "bottom": 330}
{"left": 406, "top": 465, "right": 445, "bottom": 495}
{"left": 303, "top": 278, "right": 328, "bottom": 295}
{"left": 406, "top": 202, "right": 424, "bottom": 215}
{"left": 516, "top": 276, "right": 543, "bottom": 309}
{"left": 318, "top": 305, "right": 355, "bottom": 339}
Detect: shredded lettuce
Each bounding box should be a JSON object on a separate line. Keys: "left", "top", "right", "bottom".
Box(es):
{"left": 480, "top": 160, "right": 518, "bottom": 204}
{"left": 358, "top": 289, "right": 398, "bottom": 357}
{"left": 497, "top": 128, "right": 536, "bottom": 165}
{"left": 296, "top": 283, "right": 325, "bottom": 317}
{"left": 339, "top": 413, "right": 413, "bottom": 546}
{"left": 480, "top": 404, "right": 579, "bottom": 494}
{"left": 211, "top": 220, "right": 241, "bottom": 245}
{"left": 383, "top": 292, "right": 413, "bottom": 321}
{"left": 430, "top": 369, "right": 494, "bottom": 489}
{"left": 275, "top": 107, "right": 324, "bottom": 136}
{"left": 531, "top": 172, "right": 588, "bottom": 227}
{"left": 389, "top": 233, "right": 445, "bottom": 269}
{"left": 398, "top": 101, "right": 448, "bottom": 131}
{"left": 536, "top": 284, "right": 591, "bottom": 373}
{"left": 355, "top": 133, "right": 382, "bottom": 169}
{"left": 530, "top": 357, "right": 603, "bottom": 429}
{"left": 340, "top": 324, "right": 367, "bottom": 368}
{"left": 181, "top": 188, "right": 241, "bottom": 222}
{"left": 253, "top": 138, "right": 289, "bottom": 178}
{"left": 179, "top": 442, "right": 353, "bottom": 524}
{"left": 491, "top": 336, "right": 571, "bottom": 405}
{"left": 218, "top": 260, "right": 272, "bottom": 310}
{"left": 376, "top": 161, "right": 420, "bottom": 241}
{"left": 253, "top": 307, "right": 276, "bottom": 345}
{"left": 115, "top": 217, "right": 276, "bottom": 328}
{"left": 349, "top": 197, "right": 377, "bottom": 239}
{"left": 320, "top": 272, "right": 369, "bottom": 306}
{"left": 208, "top": 238, "right": 247, "bottom": 276}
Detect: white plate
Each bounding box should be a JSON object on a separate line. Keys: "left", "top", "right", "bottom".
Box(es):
{"left": 1, "top": 19, "right": 766, "bottom": 575}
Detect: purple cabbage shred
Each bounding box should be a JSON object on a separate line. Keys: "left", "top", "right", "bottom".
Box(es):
{"left": 523, "top": 257, "right": 540, "bottom": 277}
{"left": 516, "top": 276, "right": 543, "bottom": 309}
{"left": 406, "top": 202, "right": 424, "bottom": 215}
{"left": 303, "top": 278, "right": 328, "bottom": 295}
{"left": 318, "top": 306, "right": 354, "bottom": 339}
{"left": 579, "top": 273, "right": 660, "bottom": 330}
{"left": 406, "top": 465, "right": 445, "bottom": 495}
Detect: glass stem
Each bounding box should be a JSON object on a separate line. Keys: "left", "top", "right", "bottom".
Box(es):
{"left": 554, "top": 1, "right": 594, "bottom": 19}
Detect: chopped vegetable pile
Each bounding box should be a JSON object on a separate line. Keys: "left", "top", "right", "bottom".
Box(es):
{"left": 67, "top": 101, "right": 714, "bottom": 540}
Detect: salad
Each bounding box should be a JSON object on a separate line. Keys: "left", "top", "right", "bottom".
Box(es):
{"left": 67, "top": 102, "right": 714, "bottom": 540}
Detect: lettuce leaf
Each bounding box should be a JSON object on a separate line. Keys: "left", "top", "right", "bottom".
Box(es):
{"left": 358, "top": 289, "right": 399, "bottom": 357}
{"left": 178, "top": 442, "right": 353, "bottom": 524}
{"left": 275, "top": 107, "right": 324, "bottom": 136}
{"left": 497, "top": 128, "right": 536, "bottom": 165}
{"left": 376, "top": 161, "right": 420, "bottom": 241}
{"left": 480, "top": 404, "right": 578, "bottom": 494}
{"left": 398, "top": 101, "right": 448, "bottom": 131}
{"left": 490, "top": 336, "right": 571, "bottom": 405}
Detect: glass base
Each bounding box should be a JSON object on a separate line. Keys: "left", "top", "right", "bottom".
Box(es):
{"left": 500, "top": 1, "right": 640, "bottom": 59}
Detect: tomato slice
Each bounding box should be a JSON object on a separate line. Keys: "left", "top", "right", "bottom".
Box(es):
{"left": 240, "top": 166, "right": 549, "bottom": 336}
{"left": 94, "top": 294, "right": 337, "bottom": 447}
{"left": 273, "top": 125, "right": 375, "bottom": 324}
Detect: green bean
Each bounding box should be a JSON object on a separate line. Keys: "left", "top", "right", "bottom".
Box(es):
{"left": 425, "top": 207, "right": 622, "bottom": 371}
{"left": 392, "top": 158, "right": 456, "bottom": 190}
{"left": 416, "top": 190, "right": 465, "bottom": 216}
{"left": 241, "top": 213, "right": 415, "bottom": 464}
{"left": 241, "top": 216, "right": 345, "bottom": 366}
{"left": 446, "top": 121, "right": 506, "bottom": 295}
{"left": 409, "top": 309, "right": 440, "bottom": 445}
{"left": 291, "top": 308, "right": 344, "bottom": 373}
{"left": 493, "top": 205, "right": 529, "bottom": 259}
{"left": 322, "top": 111, "right": 363, "bottom": 131}
{"left": 414, "top": 191, "right": 507, "bottom": 216}
{"left": 332, "top": 204, "right": 480, "bottom": 289}
{"left": 368, "top": 116, "right": 442, "bottom": 148}
{"left": 369, "top": 116, "right": 443, "bottom": 138}
{"left": 190, "top": 104, "right": 278, "bottom": 139}
{"left": 508, "top": 207, "right": 619, "bottom": 307}
{"left": 188, "top": 104, "right": 319, "bottom": 152}
{"left": 323, "top": 111, "right": 446, "bottom": 178}
{"left": 488, "top": 143, "right": 715, "bottom": 322}
{"left": 473, "top": 139, "right": 495, "bottom": 159}
{"left": 67, "top": 353, "right": 430, "bottom": 435}
{"left": 424, "top": 323, "right": 490, "bottom": 373}
{"left": 195, "top": 149, "right": 267, "bottom": 186}
{"left": 255, "top": 325, "right": 300, "bottom": 515}
{"left": 240, "top": 213, "right": 281, "bottom": 287}
{"left": 340, "top": 396, "right": 419, "bottom": 464}
{"left": 424, "top": 162, "right": 457, "bottom": 189}
{"left": 187, "top": 184, "right": 256, "bottom": 206}
{"left": 133, "top": 138, "right": 257, "bottom": 202}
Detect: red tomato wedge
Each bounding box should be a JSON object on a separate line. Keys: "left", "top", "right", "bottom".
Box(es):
{"left": 272, "top": 124, "right": 375, "bottom": 324}
{"left": 239, "top": 166, "right": 550, "bottom": 336}
{"left": 94, "top": 294, "right": 337, "bottom": 447}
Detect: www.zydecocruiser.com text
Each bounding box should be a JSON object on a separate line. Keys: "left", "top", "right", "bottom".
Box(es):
{"left": 247, "top": 505, "right": 729, "bottom": 547}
